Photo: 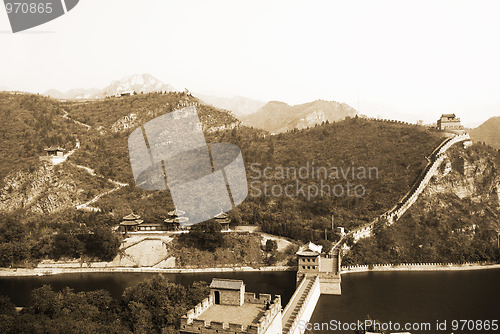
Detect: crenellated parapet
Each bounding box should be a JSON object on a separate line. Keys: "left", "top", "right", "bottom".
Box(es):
{"left": 181, "top": 295, "right": 281, "bottom": 334}
{"left": 181, "top": 295, "right": 214, "bottom": 328}
{"left": 247, "top": 297, "right": 282, "bottom": 334}
{"left": 244, "top": 292, "right": 272, "bottom": 304}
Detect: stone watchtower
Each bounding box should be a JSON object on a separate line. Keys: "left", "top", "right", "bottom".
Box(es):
{"left": 296, "top": 242, "right": 342, "bottom": 295}
{"left": 437, "top": 114, "right": 462, "bottom": 130}
{"left": 181, "top": 278, "right": 283, "bottom": 334}
{"left": 210, "top": 278, "right": 245, "bottom": 306}
{"left": 296, "top": 242, "right": 322, "bottom": 283}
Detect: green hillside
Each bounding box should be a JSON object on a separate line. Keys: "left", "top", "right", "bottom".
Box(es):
{"left": 0, "top": 92, "right": 445, "bottom": 231}
{"left": 0, "top": 93, "right": 83, "bottom": 184}
{"left": 344, "top": 144, "right": 500, "bottom": 264}
{"left": 233, "top": 118, "right": 444, "bottom": 240}
{"left": 0, "top": 92, "right": 452, "bottom": 266}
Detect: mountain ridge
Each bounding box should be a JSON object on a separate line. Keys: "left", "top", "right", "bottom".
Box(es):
{"left": 194, "top": 93, "right": 266, "bottom": 117}
{"left": 470, "top": 116, "right": 500, "bottom": 149}
{"left": 242, "top": 99, "right": 358, "bottom": 132}
{"left": 43, "top": 74, "right": 175, "bottom": 100}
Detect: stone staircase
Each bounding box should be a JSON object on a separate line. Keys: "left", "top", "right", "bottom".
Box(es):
{"left": 282, "top": 277, "right": 315, "bottom": 334}
{"left": 331, "top": 255, "right": 339, "bottom": 275}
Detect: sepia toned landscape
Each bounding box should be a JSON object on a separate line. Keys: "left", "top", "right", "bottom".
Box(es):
{"left": 1, "top": 1, "right": 500, "bottom": 333}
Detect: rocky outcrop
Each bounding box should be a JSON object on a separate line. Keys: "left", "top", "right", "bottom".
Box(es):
{"left": 424, "top": 146, "right": 499, "bottom": 204}
{"left": 0, "top": 161, "right": 112, "bottom": 214}
{"left": 111, "top": 112, "right": 138, "bottom": 132}
{"left": 0, "top": 162, "right": 81, "bottom": 213}
{"left": 295, "top": 109, "right": 327, "bottom": 130}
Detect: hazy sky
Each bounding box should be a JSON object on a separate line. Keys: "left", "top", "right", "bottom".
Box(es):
{"left": 1, "top": 0, "right": 499, "bottom": 127}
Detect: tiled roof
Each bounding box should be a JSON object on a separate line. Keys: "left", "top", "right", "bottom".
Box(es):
{"left": 123, "top": 213, "right": 141, "bottom": 220}
{"left": 214, "top": 212, "right": 229, "bottom": 219}
{"left": 164, "top": 216, "right": 189, "bottom": 223}
{"left": 44, "top": 146, "right": 66, "bottom": 151}
{"left": 210, "top": 278, "right": 244, "bottom": 290}
{"left": 168, "top": 209, "right": 185, "bottom": 217}
{"left": 120, "top": 220, "right": 141, "bottom": 226}
{"left": 296, "top": 242, "right": 322, "bottom": 256}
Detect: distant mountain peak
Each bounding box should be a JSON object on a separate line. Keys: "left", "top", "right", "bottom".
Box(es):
{"left": 470, "top": 116, "right": 500, "bottom": 149}
{"left": 101, "top": 73, "right": 175, "bottom": 97}
{"left": 43, "top": 73, "right": 175, "bottom": 100}
{"left": 242, "top": 99, "right": 357, "bottom": 132}
{"left": 194, "top": 93, "right": 266, "bottom": 117}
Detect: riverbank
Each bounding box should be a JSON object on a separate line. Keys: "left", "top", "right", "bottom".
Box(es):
{"left": 0, "top": 265, "right": 295, "bottom": 277}
{"left": 341, "top": 262, "right": 500, "bottom": 274}
{"left": 4, "top": 262, "right": 500, "bottom": 277}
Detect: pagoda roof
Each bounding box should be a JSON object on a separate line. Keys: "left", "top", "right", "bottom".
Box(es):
{"left": 164, "top": 216, "right": 189, "bottom": 223}
{"left": 296, "top": 242, "right": 323, "bottom": 256}
{"left": 123, "top": 213, "right": 141, "bottom": 220}
{"left": 120, "top": 220, "right": 142, "bottom": 226}
{"left": 214, "top": 212, "right": 229, "bottom": 219}
{"left": 168, "top": 209, "right": 185, "bottom": 217}
{"left": 441, "top": 113, "right": 456, "bottom": 118}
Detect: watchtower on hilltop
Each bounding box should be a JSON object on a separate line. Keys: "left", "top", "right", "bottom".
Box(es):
{"left": 437, "top": 114, "right": 462, "bottom": 130}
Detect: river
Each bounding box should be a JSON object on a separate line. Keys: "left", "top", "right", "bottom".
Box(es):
{"left": 0, "top": 269, "right": 499, "bottom": 333}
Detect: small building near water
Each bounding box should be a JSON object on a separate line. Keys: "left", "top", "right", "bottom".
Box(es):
{"left": 119, "top": 213, "right": 143, "bottom": 233}
{"left": 180, "top": 278, "right": 282, "bottom": 334}
{"left": 296, "top": 242, "right": 342, "bottom": 295}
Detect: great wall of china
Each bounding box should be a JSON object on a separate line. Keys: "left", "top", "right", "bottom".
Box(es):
{"left": 334, "top": 133, "right": 472, "bottom": 245}
{"left": 273, "top": 133, "right": 474, "bottom": 334}
{"left": 51, "top": 106, "right": 476, "bottom": 334}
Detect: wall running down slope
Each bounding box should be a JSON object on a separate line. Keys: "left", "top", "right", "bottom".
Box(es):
{"left": 333, "top": 133, "right": 472, "bottom": 247}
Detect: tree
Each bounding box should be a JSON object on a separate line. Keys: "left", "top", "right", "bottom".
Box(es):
{"left": 50, "top": 231, "right": 85, "bottom": 261}
{"left": 185, "top": 281, "right": 210, "bottom": 310}
{"left": 17, "top": 285, "right": 128, "bottom": 333}
{"left": 265, "top": 239, "right": 278, "bottom": 252}
{"left": 0, "top": 244, "right": 13, "bottom": 267}
{"left": 84, "top": 227, "right": 120, "bottom": 261}
{"left": 0, "top": 295, "right": 16, "bottom": 316}
{"left": 186, "top": 221, "right": 226, "bottom": 251}
{"left": 121, "top": 275, "right": 190, "bottom": 333}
